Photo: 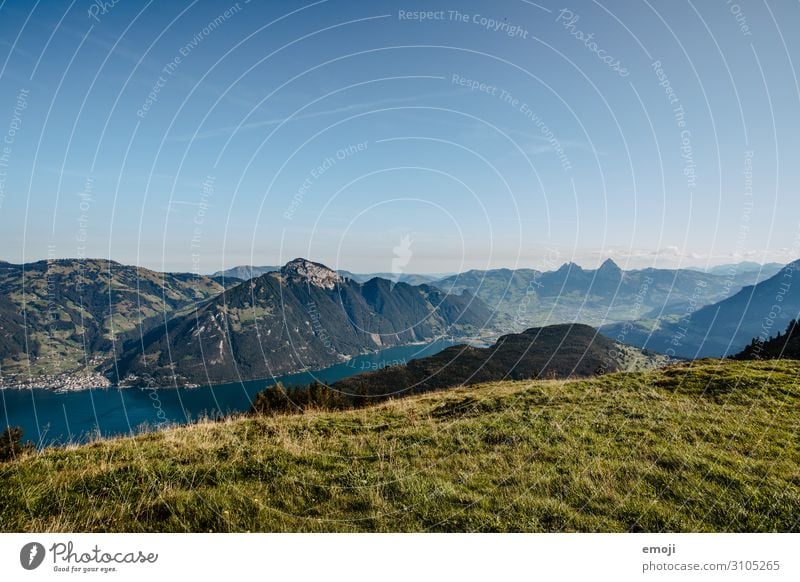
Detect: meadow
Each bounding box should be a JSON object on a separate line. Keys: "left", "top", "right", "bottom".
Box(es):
{"left": 1, "top": 359, "right": 798, "bottom": 532}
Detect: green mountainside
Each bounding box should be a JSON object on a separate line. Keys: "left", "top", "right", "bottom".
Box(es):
{"left": 0, "top": 259, "right": 226, "bottom": 383}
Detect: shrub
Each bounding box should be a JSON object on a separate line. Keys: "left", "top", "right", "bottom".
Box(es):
{"left": 250, "top": 381, "right": 351, "bottom": 416}
{"left": 0, "top": 426, "right": 28, "bottom": 462}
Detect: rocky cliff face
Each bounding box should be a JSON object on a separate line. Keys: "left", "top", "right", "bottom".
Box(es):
{"left": 280, "top": 258, "right": 342, "bottom": 289}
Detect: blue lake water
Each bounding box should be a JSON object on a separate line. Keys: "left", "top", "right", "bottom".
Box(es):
{"left": 1, "top": 340, "right": 454, "bottom": 447}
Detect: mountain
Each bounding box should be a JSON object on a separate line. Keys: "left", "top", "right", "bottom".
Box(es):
{"left": 688, "top": 261, "right": 784, "bottom": 277}
{"left": 325, "top": 323, "right": 665, "bottom": 400}
{"left": 211, "top": 265, "right": 279, "bottom": 280}
{"left": 338, "top": 271, "right": 440, "bottom": 285}
{"left": 431, "top": 259, "right": 777, "bottom": 329}
{"left": 601, "top": 260, "right": 800, "bottom": 358}
{"left": 0, "top": 294, "right": 30, "bottom": 364}
{"left": 113, "top": 258, "right": 492, "bottom": 386}
{"left": 213, "top": 265, "right": 439, "bottom": 286}
{"left": 0, "top": 259, "right": 226, "bottom": 382}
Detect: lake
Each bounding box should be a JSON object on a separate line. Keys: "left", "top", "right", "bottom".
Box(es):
{"left": 1, "top": 340, "right": 455, "bottom": 447}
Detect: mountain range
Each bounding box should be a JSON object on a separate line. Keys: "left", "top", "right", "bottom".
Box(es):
{"left": 212, "top": 264, "right": 441, "bottom": 286}
{"left": 600, "top": 259, "right": 800, "bottom": 358}
{"left": 432, "top": 258, "right": 782, "bottom": 329}
{"left": 687, "top": 261, "right": 784, "bottom": 276}
{"left": 113, "top": 259, "right": 490, "bottom": 386}
{"left": 0, "top": 256, "right": 793, "bottom": 389}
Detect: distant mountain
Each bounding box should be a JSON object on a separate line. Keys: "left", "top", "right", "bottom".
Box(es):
{"left": 213, "top": 265, "right": 439, "bottom": 286}
{"left": 601, "top": 260, "right": 800, "bottom": 358}
{"left": 0, "top": 259, "right": 226, "bottom": 380}
{"left": 338, "top": 271, "right": 440, "bottom": 286}
{"left": 114, "top": 258, "right": 492, "bottom": 386}
{"left": 327, "top": 323, "right": 666, "bottom": 400}
{"left": 211, "top": 265, "right": 279, "bottom": 280}
{"left": 210, "top": 275, "right": 244, "bottom": 287}
{"left": 430, "top": 259, "right": 771, "bottom": 329}
{"left": 688, "top": 261, "right": 784, "bottom": 277}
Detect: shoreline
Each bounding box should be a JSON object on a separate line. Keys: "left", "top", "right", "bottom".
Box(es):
{"left": 0, "top": 337, "right": 467, "bottom": 392}
{"left": 0, "top": 371, "right": 112, "bottom": 392}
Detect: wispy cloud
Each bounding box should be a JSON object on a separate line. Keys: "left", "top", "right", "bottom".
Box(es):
{"left": 453, "top": 121, "right": 595, "bottom": 158}
{"left": 166, "top": 89, "right": 462, "bottom": 142}
{"left": 57, "top": 24, "right": 264, "bottom": 111}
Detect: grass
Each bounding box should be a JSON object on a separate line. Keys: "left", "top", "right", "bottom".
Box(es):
{"left": 1, "top": 359, "right": 799, "bottom": 532}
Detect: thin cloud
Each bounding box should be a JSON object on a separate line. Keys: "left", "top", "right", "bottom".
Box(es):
{"left": 57, "top": 24, "right": 263, "bottom": 111}
{"left": 167, "top": 90, "right": 462, "bottom": 142}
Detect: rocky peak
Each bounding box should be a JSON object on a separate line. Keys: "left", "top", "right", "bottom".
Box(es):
{"left": 281, "top": 258, "right": 342, "bottom": 289}
{"left": 556, "top": 261, "right": 583, "bottom": 273}
{"left": 597, "top": 258, "right": 622, "bottom": 275}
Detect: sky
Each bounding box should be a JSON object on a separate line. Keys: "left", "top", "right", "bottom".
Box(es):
{"left": 0, "top": 0, "right": 798, "bottom": 274}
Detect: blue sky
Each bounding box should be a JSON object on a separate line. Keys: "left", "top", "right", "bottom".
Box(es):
{"left": 0, "top": 0, "right": 798, "bottom": 274}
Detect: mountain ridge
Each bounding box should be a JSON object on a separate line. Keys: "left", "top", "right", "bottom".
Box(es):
{"left": 430, "top": 260, "right": 780, "bottom": 329}
{"left": 113, "top": 259, "right": 492, "bottom": 386}
{"left": 323, "top": 323, "right": 666, "bottom": 402}
{"left": 601, "top": 259, "right": 800, "bottom": 358}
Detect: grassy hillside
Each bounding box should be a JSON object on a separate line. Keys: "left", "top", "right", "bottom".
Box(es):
{"left": 2, "top": 359, "right": 799, "bottom": 532}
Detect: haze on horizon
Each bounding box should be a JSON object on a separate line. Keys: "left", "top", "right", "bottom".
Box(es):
{"left": 1, "top": 0, "right": 798, "bottom": 274}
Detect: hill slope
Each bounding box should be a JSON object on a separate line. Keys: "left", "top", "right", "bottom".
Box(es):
{"left": 329, "top": 324, "right": 665, "bottom": 399}
{"left": 601, "top": 260, "right": 800, "bottom": 358}
{"left": 0, "top": 259, "right": 226, "bottom": 382}
{"left": 115, "top": 259, "right": 492, "bottom": 386}
{"left": 2, "top": 359, "right": 798, "bottom": 532}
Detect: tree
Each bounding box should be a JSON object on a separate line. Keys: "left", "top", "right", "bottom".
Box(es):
{"left": 0, "top": 426, "right": 28, "bottom": 462}
{"left": 250, "top": 382, "right": 297, "bottom": 416}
